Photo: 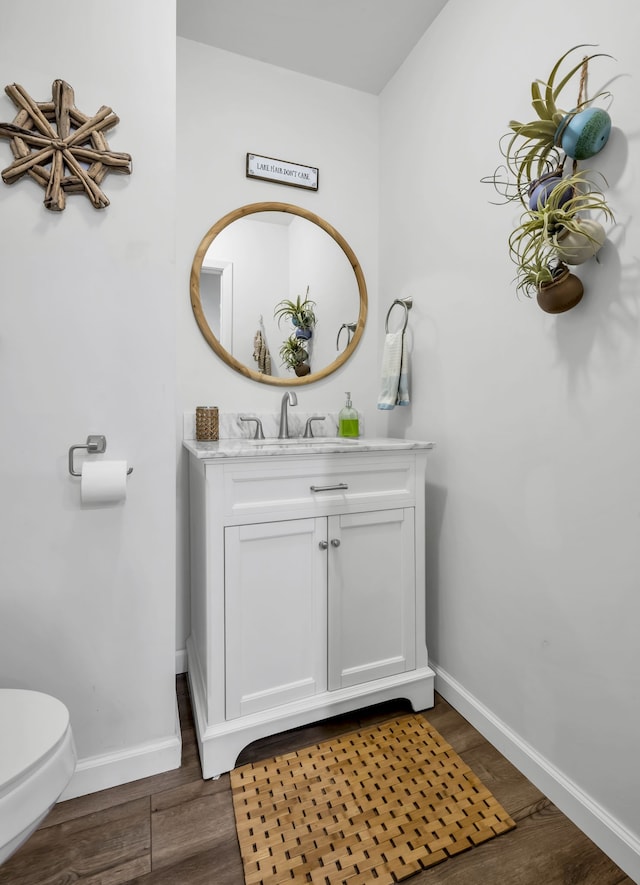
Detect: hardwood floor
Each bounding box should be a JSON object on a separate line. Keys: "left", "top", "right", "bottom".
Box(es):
{"left": 0, "top": 676, "right": 632, "bottom": 885}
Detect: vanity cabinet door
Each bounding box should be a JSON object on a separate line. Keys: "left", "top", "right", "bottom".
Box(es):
{"left": 327, "top": 508, "right": 416, "bottom": 691}
{"left": 224, "top": 517, "right": 328, "bottom": 720}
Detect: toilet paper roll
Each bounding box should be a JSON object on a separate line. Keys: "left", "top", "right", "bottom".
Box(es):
{"left": 81, "top": 460, "right": 128, "bottom": 505}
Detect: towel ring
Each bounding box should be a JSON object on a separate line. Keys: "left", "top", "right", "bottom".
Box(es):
{"left": 336, "top": 322, "right": 357, "bottom": 351}
{"left": 385, "top": 297, "right": 412, "bottom": 333}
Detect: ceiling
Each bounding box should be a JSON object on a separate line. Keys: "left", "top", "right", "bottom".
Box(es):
{"left": 176, "top": 0, "right": 449, "bottom": 95}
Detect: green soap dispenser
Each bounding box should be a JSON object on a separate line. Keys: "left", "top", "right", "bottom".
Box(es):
{"left": 338, "top": 391, "right": 360, "bottom": 438}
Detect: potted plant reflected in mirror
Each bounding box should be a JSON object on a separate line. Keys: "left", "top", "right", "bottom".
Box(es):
{"left": 274, "top": 286, "right": 317, "bottom": 340}
{"left": 508, "top": 171, "right": 613, "bottom": 313}
{"left": 279, "top": 336, "right": 311, "bottom": 376}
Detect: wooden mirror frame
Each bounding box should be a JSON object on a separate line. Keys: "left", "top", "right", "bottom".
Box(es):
{"left": 190, "top": 201, "right": 368, "bottom": 386}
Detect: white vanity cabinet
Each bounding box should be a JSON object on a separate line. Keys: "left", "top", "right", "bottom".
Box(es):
{"left": 185, "top": 440, "right": 435, "bottom": 779}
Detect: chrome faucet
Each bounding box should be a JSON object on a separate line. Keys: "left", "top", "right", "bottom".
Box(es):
{"left": 278, "top": 391, "right": 298, "bottom": 438}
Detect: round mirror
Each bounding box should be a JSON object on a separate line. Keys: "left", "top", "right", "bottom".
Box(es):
{"left": 190, "top": 202, "right": 367, "bottom": 386}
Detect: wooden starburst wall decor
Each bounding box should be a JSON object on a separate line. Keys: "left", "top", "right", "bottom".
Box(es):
{"left": 0, "top": 80, "right": 132, "bottom": 211}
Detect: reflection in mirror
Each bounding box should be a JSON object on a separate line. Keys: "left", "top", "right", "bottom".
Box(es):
{"left": 336, "top": 322, "right": 357, "bottom": 352}
{"left": 200, "top": 261, "right": 233, "bottom": 352}
{"left": 190, "top": 202, "right": 367, "bottom": 386}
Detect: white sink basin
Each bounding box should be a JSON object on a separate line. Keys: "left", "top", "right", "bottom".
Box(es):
{"left": 247, "top": 437, "right": 359, "bottom": 447}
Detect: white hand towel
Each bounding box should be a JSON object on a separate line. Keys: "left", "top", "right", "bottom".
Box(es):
{"left": 377, "top": 331, "right": 410, "bottom": 409}
{"left": 397, "top": 333, "right": 410, "bottom": 406}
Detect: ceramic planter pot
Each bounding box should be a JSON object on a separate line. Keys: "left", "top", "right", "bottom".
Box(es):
{"left": 554, "top": 107, "right": 611, "bottom": 161}
{"left": 537, "top": 266, "right": 584, "bottom": 313}
{"left": 291, "top": 315, "right": 315, "bottom": 328}
{"left": 294, "top": 327, "right": 313, "bottom": 340}
{"left": 528, "top": 174, "right": 573, "bottom": 211}
{"left": 294, "top": 363, "right": 311, "bottom": 376}
{"left": 553, "top": 218, "right": 606, "bottom": 265}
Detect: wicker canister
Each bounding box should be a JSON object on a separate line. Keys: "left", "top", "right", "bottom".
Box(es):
{"left": 196, "top": 406, "right": 219, "bottom": 441}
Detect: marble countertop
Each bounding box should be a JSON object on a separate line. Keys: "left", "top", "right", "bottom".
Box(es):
{"left": 183, "top": 437, "right": 435, "bottom": 460}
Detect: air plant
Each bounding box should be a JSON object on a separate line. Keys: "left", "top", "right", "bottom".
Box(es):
{"left": 508, "top": 170, "right": 614, "bottom": 297}
{"left": 279, "top": 335, "right": 310, "bottom": 375}
{"left": 274, "top": 286, "right": 317, "bottom": 331}
{"left": 483, "top": 46, "right": 615, "bottom": 310}
{"left": 500, "top": 44, "right": 612, "bottom": 204}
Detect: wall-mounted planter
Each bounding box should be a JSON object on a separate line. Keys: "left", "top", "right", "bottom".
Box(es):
{"left": 528, "top": 173, "right": 573, "bottom": 210}
{"left": 485, "top": 45, "right": 616, "bottom": 314}
{"left": 554, "top": 107, "right": 611, "bottom": 161}
{"left": 552, "top": 218, "right": 606, "bottom": 265}
{"left": 537, "top": 265, "right": 584, "bottom": 314}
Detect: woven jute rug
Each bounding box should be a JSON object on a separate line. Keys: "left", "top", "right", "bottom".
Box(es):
{"left": 231, "top": 713, "right": 516, "bottom": 885}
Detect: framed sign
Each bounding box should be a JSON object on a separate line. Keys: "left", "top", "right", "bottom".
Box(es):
{"left": 246, "top": 153, "right": 319, "bottom": 191}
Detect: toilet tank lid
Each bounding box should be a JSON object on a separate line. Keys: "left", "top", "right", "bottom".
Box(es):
{"left": 0, "top": 690, "right": 71, "bottom": 790}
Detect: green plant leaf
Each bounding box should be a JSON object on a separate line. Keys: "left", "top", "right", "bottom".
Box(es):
{"left": 531, "top": 81, "right": 550, "bottom": 121}
{"left": 510, "top": 120, "right": 557, "bottom": 138}
{"left": 543, "top": 44, "right": 596, "bottom": 115}
{"left": 551, "top": 53, "right": 611, "bottom": 107}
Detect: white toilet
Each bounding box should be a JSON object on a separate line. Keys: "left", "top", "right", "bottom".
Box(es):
{"left": 0, "top": 689, "right": 76, "bottom": 865}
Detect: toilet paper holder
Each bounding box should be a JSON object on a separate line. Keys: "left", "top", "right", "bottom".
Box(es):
{"left": 68, "top": 435, "right": 133, "bottom": 477}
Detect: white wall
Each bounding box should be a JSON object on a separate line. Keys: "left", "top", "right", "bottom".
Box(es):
{"left": 379, "top": 0, "right": 640, "bottom": 877}
{"left": 176, "top": 40, "right": 380, "bottom": 653}
{"left": 0, "top": 0, "right": 179, "bottom": 796}
{"left": 14, "top": 0, "right": 633, "bottom": 868}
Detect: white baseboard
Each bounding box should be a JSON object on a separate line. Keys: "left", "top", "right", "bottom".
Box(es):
{"left": 59, "top": 698, "right": 182, "bottom": 801}
{"left": 175, "top": 647, "right": 188, "bottom": 674}
{"left": 434, "top": 665, "right": 640, "bottom": 884}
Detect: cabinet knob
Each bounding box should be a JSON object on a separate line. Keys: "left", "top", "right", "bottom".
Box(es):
{"left": 330, "top": 538, "right": 341, "bottom": 548}
{"left": 319, "top": 540, "right": 328, "bottom": 550}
